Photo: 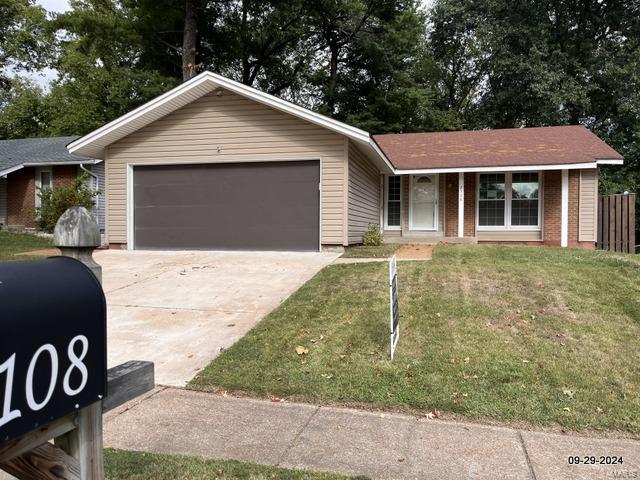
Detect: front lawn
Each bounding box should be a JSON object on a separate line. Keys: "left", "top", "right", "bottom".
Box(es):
{"left": 191, "top": 245, "right": 640, "bottom": 434}
{"left": 0, "top": 230, "right": 53, "bottom": 261}
{"left": 341, "top": 243, "right": 399, "bottom": 258}
{"left": 105, "top": 449, "right": 366, "bottom": 479}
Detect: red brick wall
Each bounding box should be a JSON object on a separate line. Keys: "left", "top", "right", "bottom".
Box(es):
{"left": 444, "top": 173, "right": 458, "bottom": 236}
{"left": 464, "top": 173, "right": 476, "bottom": 237}
{"left": 543, "top": 170, "right": 562, "bottom": 246}
{"left": 6, "top": 165, "right": 79, "bottom": 229}
{"left": 7, "top": 167, "right": 36, "bottom": 228}
{"left": 443, "top": 173, "right": 476, "bottom": 237}
{"left": 53, "top": 165, "right": 79, "bottom": 189}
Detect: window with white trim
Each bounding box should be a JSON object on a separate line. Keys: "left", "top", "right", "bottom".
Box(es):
{"left": 35, "top": 168, "right": 52, "bottom": 209}
{"left": 385, "top": 175, "right": 401, "bottom": 229}
{"left": 478, "top": 172, "right": 540, "bottom": 229}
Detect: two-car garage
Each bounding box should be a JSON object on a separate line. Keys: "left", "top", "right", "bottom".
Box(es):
{"left": 133, "top": 160, "right": 320, "bottom": 251}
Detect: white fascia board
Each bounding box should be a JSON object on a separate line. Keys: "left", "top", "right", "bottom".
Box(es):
{"left": 596, "top": 159, "right": 624, "bottom": 165}
{"left": 204, "top": 72, "right": 370, "bottom": 143}
{"left": 23, "top": 160, "right": 103, "bottom": 167}
{"left": 68, "top": 74, "right": 215, "bottom": 154}
{"left": 368, "top": 138, "right": 395, "bottom": 173}
{"left": 0, "top": 160, "right": 103, "bottom": 177}
{"left": 393, "top": 162, "right": 599, "bottom": 175}
{"left": 0, "top": 164, "right": 26, "bottom": 177}
{"left": 68, "top": 71, "right": 379, "bottom": 161}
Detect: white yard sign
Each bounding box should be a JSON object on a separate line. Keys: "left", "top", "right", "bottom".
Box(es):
{"left": 389, "top": 255, "right": 399, "bottom": 359}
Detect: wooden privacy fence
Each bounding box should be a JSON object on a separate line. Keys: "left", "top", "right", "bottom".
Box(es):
{"left": 597, "top": 193, "right": 636, "bottom": 253}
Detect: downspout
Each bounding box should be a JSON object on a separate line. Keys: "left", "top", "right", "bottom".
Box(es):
{"left": 80, "top": 163, "right": 100, "bottom": 217}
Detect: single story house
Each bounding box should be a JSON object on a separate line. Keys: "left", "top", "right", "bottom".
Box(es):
{"left": 65, "top": 71, "right": 622, "bottom": 251}
{"left": 0, "top": 137, "right": 105, "bottom": 231}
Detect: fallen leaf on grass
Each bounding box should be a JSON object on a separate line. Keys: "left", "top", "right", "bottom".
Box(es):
{"left": 596, "top": 407, "right": 604, "bottom": 414}
{"left": 563, "top": 407, "right": 571, "bottom": 412}
{"left": 320, "top": 373, "right": 334, "bottom": 380}
{"left": 295, "top": 346, "right": 309, "bottom": 355}
{"left": 562, "top": 388, "right": 574, "bottom": 399}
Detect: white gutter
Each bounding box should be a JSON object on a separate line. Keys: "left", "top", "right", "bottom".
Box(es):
{"left": 0, "top": 159, "right": 103, "bottom": 178}
{"left": 392, "top": 162, "right": 603, "bottom": 175}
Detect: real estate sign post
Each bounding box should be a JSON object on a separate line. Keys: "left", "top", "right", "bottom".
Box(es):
{"left": 389, "top": 255, "right": 399, "bottom": 359}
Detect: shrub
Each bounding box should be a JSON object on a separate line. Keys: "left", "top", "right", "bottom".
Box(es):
{"left": 35, "top": 173, "right": 99, "bottom": 232}
{"left": 362, "top": 223, "right": 383, "bottom": 246}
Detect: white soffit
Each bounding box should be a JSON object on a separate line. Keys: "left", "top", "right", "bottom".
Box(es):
{"left": 67, "top": 71, "right": 394, "bottom": 172}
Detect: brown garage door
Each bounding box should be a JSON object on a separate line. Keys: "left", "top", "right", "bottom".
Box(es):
{"left": 133, "top": 161, "right": 320, "bottom": 250}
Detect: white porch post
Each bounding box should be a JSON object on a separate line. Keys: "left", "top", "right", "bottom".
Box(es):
{"left": 458, "top": 172, "right": 464, "bottom": 238}
{"left": 561, "top": 169, "right": 569, "bottom": 247}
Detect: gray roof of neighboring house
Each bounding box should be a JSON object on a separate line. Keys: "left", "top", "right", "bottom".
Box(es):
{"left": 0, "top": 136, "right": 100, "bottom": 176}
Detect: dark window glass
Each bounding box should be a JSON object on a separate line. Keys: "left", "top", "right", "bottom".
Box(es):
{"left": 387, "top": 176, "right": 401, "bottom": 227}
{"left": 511, "top": 173, "right": 539, "bottom": 226}
{"left": 478, "top": 173, "right": 505, "bottom": 226}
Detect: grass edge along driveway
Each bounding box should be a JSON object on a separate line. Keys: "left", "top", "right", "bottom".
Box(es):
{"left": 190, "top": 245, "right": 640, "bottom": 435}
{"left": 105, "top": 449, "right": 367, "bottom": 479}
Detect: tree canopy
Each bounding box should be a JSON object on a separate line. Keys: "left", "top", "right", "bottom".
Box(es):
{"left": 0, "top": 0, "right": 638, "bottom": 195}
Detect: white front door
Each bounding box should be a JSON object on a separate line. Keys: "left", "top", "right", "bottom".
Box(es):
{"left": 410, "top": 174, "right": 438, "bottom": 230}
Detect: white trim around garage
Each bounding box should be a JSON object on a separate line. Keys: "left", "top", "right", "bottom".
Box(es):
{"left": 125, "top": 158, "right": 323, "bottom": 251}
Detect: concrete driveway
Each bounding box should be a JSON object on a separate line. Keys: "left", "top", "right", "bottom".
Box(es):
{"left": 95, "top": 250, "right": 339, "bottom": 387}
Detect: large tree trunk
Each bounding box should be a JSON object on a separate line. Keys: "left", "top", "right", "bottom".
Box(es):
{"left": 182, "top": 0, "right": 197, "bottom": 81}
{"left": 325, "top": 38, "right": 339, "bottom": 114}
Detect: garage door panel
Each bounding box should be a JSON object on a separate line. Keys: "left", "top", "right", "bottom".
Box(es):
{"left": 133, "top": 161, "right": 320, "bottom": 250}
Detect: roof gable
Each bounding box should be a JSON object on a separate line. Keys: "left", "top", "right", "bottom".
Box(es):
{"left": 68, "top": 71, "right": 393, "bottom": 172}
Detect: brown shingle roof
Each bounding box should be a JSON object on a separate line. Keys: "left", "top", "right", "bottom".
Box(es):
{"left": 373, "top": 125, "right": 623, "bottom": 170}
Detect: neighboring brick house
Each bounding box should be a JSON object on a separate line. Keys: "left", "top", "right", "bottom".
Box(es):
{"left": 0, "top": 137, "right": 104, "bottom": 231}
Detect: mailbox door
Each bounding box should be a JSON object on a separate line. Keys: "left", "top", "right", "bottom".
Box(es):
{"left": 0, "top": 257, "right": 107, "bottom": 443}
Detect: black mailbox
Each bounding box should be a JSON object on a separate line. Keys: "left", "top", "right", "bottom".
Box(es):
{"left": 0, "top": 257, "right": 107, "bottom": 443}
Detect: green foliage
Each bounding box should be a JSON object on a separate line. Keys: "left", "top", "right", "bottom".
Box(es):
{"left": 362, "top": 224, "right": 383, "bottom": 246}
{"left": 0, "top": 0, "right": 51, "bottom": 90}
{"left": 0, "top": 77, "right": 49, "bottom": 138}
{"left": 35, "top": 173, "right": 99, "bottom": 233}
{"left": 104, "top": 449, "right": 365, "bottom": 479}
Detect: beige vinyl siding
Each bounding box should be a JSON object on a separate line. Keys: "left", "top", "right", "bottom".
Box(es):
{"left": 0, "top": 177, "right": 6, "bottom": 226}
{"left": 477, "top": 230, "right": 542, "bottom": 242}
{"left": 105, "top": 89, "right": 347, "bottom": 245}
{"left": 347, "top": 141, "right": 380, "bottom": 244}
{"left": 579, "top": 168, "right": 598, "bottom": 242}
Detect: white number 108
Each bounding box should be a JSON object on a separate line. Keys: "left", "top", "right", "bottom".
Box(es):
{"left": 0, "top": 335, "right": 90, "bottom": 429}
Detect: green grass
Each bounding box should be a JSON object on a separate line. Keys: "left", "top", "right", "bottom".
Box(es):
{"left": 190, "top": 244, "right": 640, "bottom": 434}
{"left": 105, "top": 449, "right": 366, "bottom": 479}
{"left": 341, "top": 243, "right": 400, "bottom": 258}
{"left": 0, "top": 230, "right": 53, "bottom": 261}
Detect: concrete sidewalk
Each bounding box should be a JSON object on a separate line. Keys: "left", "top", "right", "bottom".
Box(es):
{"left": 104, "top": 388, "right": 640, "bottom": 480}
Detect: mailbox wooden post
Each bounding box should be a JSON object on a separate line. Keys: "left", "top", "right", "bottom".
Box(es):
{"left": 54, "top": 207, "right": 104, "bottom": 480}
{"left": 0, "top": 207, "right": 155, "bottom": 480}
